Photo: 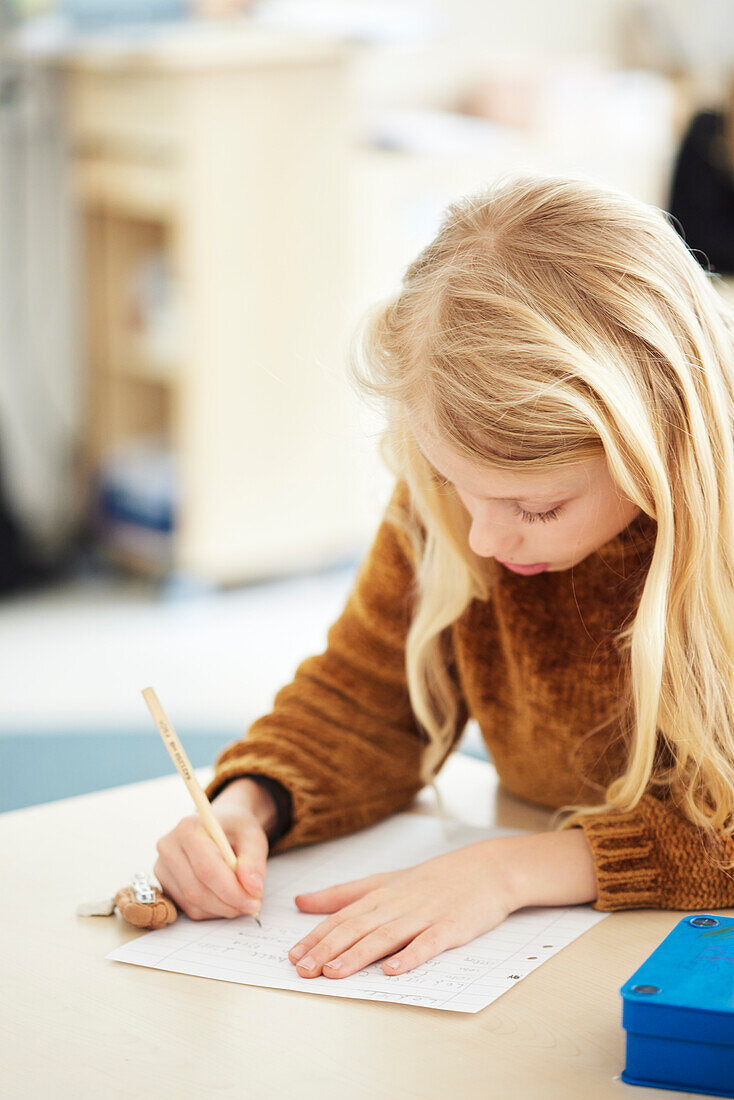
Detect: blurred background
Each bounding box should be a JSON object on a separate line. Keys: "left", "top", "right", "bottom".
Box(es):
{"left": 3, "top": 0, "right": 734, "bottom": 811}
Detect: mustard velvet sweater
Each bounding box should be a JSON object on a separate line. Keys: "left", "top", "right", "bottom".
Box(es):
{"left": 205, "top": 480, "right": 734, "bottom": 912}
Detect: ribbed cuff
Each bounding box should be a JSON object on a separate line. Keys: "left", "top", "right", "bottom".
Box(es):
{"left": 576, "top": 809, "right": 661, "bottom": 911}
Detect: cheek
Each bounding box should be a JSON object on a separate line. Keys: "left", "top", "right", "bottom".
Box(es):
{"left": 558, "top": 518, "right": 590, "bottom": 549}
{"left": 530, "top": 509, "right": 588, "bottom": 554}
{"left": 560, "top": 503, "right": 617, "bottom": 553}
{"left": 535, "top": 518, "right": 590, "bottom": 568}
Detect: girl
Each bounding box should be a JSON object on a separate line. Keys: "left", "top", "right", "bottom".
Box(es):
{"left": 154, "top": 173, "right": 734, "bottom": 981}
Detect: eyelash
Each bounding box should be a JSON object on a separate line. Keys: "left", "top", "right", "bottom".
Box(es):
{"left": 515, "top": 505, "right": 563, "bottom": 524}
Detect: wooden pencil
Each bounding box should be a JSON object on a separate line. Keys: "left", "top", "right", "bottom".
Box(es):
{"left": 142, "top": 686, "right": 262, "bottom": 926}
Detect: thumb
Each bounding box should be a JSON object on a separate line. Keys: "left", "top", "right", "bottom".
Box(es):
{"left": 236, "top": 857, "right": 265, "bottom": 894}
{"left": 220, "top": 814, "right": 268, "bottom": 890}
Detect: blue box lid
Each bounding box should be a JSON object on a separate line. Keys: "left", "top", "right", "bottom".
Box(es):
{"left": 621, "top": 915, "right": 734, "bottom": 1045}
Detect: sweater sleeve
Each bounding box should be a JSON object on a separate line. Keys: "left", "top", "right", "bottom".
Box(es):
{"left": 576, "top": 789, "right": 734, "bottom": 912}
{"left": 204, "top": 479, "right": 469, "bottom": 855}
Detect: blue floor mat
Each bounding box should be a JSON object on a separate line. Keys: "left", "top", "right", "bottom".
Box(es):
{"left": 0, "top": 731, "right": 235, "bottom": 812}
{"left": 1, "top": 731, "right": 489, "bottom": 812}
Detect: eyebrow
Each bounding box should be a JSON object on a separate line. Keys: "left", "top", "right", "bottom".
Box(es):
{"left": 433, "top": 474, "right": 576, "bottom": 503}
{"left": 476, "top": 490, "right": 569, "bottom": 502}
{"left": 418, "top": 442, "right": 581, "bottom": 502}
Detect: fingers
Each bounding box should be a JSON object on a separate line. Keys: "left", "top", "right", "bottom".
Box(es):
{"left": 152, "top": 858, "right": 187, "bottom": 913}
{"left": 190, "top": 818, "right": 266, "bottom": 910}
{"left": 295, "top": 873, "right": 389, "bottom": 913}
{"left": 154, "top": 843, "right": 252, "bottom": 920}
{"left": 289, "top": 888, "right": 385, "bottom": 962}
{"left": 235, "top": 860, "right": 266, "bottom": 898}
{"left": 181, "top": 842, "right": 256, "bottom": 917}
{"left": 154, "top": 815, "right": 265, "bottom": 920}
{"left": 327, "top": 920, "right": 419, "bottom": 978}
{"left": 288, "top": 891, "right": 385, "bottom": 966}
{"left": 378, "top": 921, "right": 461, "bottom": 976}
{"left": 290, "top": 916, "right": 420, "bottom": 979}
{"left": 229, "top": 819, "right": 269, "bottom": 899}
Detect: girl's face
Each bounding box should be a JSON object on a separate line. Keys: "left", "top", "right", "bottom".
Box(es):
{"left": 412, "top": 426, "right": 641, "bottom": 574}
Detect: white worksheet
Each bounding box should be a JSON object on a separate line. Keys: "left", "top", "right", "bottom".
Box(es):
{"left": 107, "top": 812, "right": 607, "bottom": 1012}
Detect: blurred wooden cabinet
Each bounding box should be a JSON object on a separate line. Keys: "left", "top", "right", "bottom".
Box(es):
{"left": 63, "top": 34, "right": 360, "bottom": 583}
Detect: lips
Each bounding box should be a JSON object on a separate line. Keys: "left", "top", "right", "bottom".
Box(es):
{"left": 498, "top": 560, "right": 549, "bottom": 575}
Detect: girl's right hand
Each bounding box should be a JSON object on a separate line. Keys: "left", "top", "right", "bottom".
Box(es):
{"left": 154, "top": 802, "right": 270, "bottom": 920}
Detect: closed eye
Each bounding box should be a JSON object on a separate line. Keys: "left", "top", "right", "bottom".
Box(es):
{"left": 515, "top": 505, "right": 563, "bottom": 523}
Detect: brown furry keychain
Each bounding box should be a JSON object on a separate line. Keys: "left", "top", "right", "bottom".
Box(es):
{"left": 77, "top": 872, "right": 178, "bottom": 931}
{"left": 114, "top": 875, "right": 178, "bottom": 929}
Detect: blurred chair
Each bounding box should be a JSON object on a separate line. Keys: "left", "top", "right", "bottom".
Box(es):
{"left": 669, "top": 73, "right": 734, "bottom": 275}
{"left": 0, "top": 53, "right": 84, "bottom": 576}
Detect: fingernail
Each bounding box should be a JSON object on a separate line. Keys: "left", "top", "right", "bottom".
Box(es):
{"left": 325, "top": 958, "right": 342, "bottom": 970}
{"left": 248, "top": 871, "right": 264, "bottom": 889}
{"left": 290, "top": 944, "right": 306, "bottom": 960}
{"left": 298, "top": 955, "right": 315, "bottom": 970}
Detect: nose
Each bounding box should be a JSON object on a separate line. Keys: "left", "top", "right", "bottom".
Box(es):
{"left": 468, "top": 514, "right": 522, "bottom": 560}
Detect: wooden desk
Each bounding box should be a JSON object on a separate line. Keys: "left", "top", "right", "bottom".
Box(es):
{"left": 1, "top": 754, "right": 709, "bottom": 1099}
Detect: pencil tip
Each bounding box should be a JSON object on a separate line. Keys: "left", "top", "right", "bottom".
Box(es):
{"left": 254, "top": 915, "right": 262, "bottom": 927}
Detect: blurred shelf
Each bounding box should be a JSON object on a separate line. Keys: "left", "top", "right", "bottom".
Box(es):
{"left": 70, "top": 37, "right": 362, "bottom": 584}
{"left": 73, "top": 155, "right": 178, "bottom": 220}
{"left": 107, "top": 338, "right": 181, "bottom": 384}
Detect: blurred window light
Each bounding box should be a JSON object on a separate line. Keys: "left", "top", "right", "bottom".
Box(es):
{"left": 365, "top": 107, "right": 526, "bottom": 157}
{"left": 58, "top": 0, "right": 188, "bottom": 32}
{"left": 251, "top": 0, "right": 441, "bottom": 45}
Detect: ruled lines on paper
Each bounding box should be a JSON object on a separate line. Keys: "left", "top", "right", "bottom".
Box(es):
{"left": 107, "top": 813, "right": 607, "bottom": 1013}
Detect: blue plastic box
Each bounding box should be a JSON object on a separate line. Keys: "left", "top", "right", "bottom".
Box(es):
{"left": 621, "top": 914, "right": 734, "bottom": 1097}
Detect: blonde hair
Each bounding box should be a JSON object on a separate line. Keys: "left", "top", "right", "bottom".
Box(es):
{"left": 351, "top": 173, "right": 734, "bottom": 862}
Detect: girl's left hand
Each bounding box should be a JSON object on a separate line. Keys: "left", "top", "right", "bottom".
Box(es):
{"left": 287, "top": 839, "right": 521, "bottom": 979}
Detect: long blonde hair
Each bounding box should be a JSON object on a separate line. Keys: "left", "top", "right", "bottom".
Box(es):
{"left": 351, "top": 173, "right": 734, "bottom": 860}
